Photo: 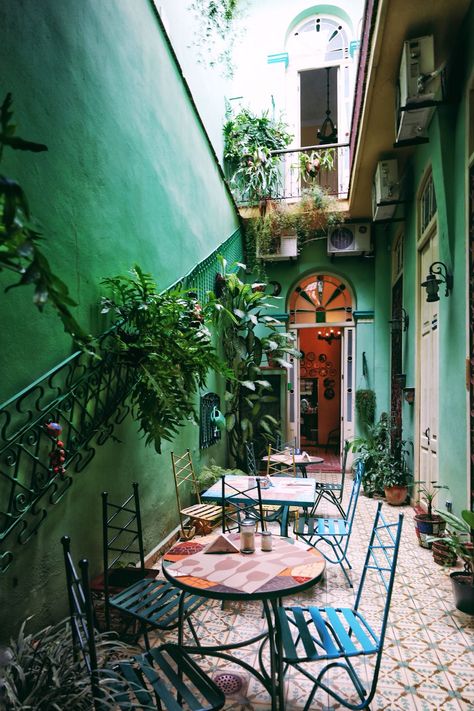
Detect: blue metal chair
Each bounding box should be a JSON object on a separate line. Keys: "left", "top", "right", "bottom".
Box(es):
{"left": 294, "top": 463, "right": 363, "bottom": 586}
{"left": 61, "top": 536, "right": 225, "bottom": 711}
{"left": 311, "top": 439, "right": 351, "bottom": 518}
{"left": 277, "top": 502, "right": 404, "bottom": 710}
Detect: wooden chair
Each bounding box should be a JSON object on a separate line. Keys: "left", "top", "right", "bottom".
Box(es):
{"left": 171, "top": 450, "right": 221, "bottom": 536}
{"left": 277, "top": 502, "right": 404, "bottom": 710}
{"left": 294, "top": 464, "right": 363, "bottom": 587}
{"left": 62, "top": 536, "right": 225, "bottom": 711}
{"left": 265, "top": 445, "right": 297, "bottom": 478}
{"left": 94, "top": 482, "right": 204, "bottom": 650}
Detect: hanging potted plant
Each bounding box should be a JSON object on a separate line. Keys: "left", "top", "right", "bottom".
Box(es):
{"left": 431, "top": 509, "right": 474, "bottom": 614}
{"left": 412, "top": 481, "right": 449, "bottom": 548}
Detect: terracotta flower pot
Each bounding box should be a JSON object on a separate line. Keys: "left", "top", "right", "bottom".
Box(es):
{"left": 414, "top": 513, "right": 446, "bottom": 549}
{"left": 384, "top": 485, "right": 408, "bottom": 506}
{"left": 432, "top": 538, "right": 457, "bottom": 566}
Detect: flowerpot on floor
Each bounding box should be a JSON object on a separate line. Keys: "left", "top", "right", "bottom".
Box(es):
{"left": 414, "top": 513, "right": 446, "bottom": 549}
{"left": 384, "top": 485, "right": 408, "bottom": 506}
{"left": 432, "top": 538, "right": 457, "bottom": 566}
{"left": 450, "top": 571, "right": 474, "bottom": 615}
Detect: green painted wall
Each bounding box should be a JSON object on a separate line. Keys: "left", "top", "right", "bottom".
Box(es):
{"left": 0, "top": 0, "right": 239, "bottom": 638}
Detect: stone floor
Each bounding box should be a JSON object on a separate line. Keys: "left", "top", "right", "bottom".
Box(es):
{"left": 150, "top": 477, "right": 474, "bottom": 710}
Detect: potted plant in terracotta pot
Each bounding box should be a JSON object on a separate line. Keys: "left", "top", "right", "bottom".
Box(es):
{"left": 379, "top": 440, "right": 410, "bottom": 506}
{"left": 412, "top": 481, "right": 449, "bottom": 548}
{"left": 431, "top": 509, "right": 474, "bottom": 614}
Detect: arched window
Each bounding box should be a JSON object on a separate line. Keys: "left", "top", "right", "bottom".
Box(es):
{"left": 289, "top": 274, "right": 353, "bottom": 325}
{"left": 292, "top": 17, "right": 349, "bottom": 62}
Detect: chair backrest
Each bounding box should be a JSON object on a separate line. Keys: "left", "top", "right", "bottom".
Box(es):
{"left": 245, "top": 441, "right": 257, "bottom": 476}
{"left": 61, "top": 536, "right": 98, "bottom": 688}
{"left": 266, "top": 445, "right": 297, "bottom": 478}
{"left": 170, "top": 449, "right": 201, "bottom": 523}
{"left": 102, "top": 482, "right": 145, "bottom": 628}
{"left": 221, "top": 475, "right": 265, "bottom": 533}
{"left": 338, "top": 439, "right": 351, "bottom": 495}
{"left": 343, "top": 461, "right": 363, "bottom": 530}
{"left": 354, "top": 502, "right": 404, "bottom": 689}
{"left": 275, "top": 434, "right": 297, "bottom": 451}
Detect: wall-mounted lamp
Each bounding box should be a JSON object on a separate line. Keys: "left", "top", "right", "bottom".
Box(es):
{"left": 403, "top": 387, "right": 415, "bottom": 405}
{"left": 389, "top": 307, "right": 409, "bottom": 333}
{"left": 421, "top": 261, "right": 453, "bottom": 303}
{"left": 317, "top": 328, "right": 341, "bottom": 344}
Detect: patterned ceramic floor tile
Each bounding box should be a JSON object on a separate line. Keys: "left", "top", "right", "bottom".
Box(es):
{"left": 150, "top": 492, "right": 474, "bottom": 710}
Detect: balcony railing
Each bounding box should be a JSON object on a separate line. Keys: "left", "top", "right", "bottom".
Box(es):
{"left": 271, "top": 142, "right": 350, "bottom": 201}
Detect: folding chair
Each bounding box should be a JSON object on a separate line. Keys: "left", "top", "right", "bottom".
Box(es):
{"left": 311, "top": 439, "right": 351, "bottom": 518}
{"left": 294, "top": 463, "right": 363, "bottom": 586}
{"left": 171, "top": 450, "right": 221, "bottom": 536}
{"left": 221, "top": 474, "right": 265, "bottom": 533}
{"left": 61, "top": 536, "right": 225, "bottom": 711}
{"left": 266, "top": 445, "right": 297, "bottom": 478}
{"left": 245, "top": 440, "right": 258, "bottom": 476}
{"left": 96, "top": 482, "right": 204, "bottom": 650}
{"left": 277, "top": 502, "right": 404, "bottom": 710}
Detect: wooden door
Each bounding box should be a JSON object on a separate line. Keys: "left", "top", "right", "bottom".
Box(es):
{"left": 418, "top": 234, "right": 439, "bottom": 489}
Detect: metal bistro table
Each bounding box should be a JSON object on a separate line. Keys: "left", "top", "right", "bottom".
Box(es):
{"left": 262, "top": 452, "right": 324, "bottom": 478}
{"left": 201, "top": 474, "right": 317, "bottom": 537}
{"left": 162, "top": 532, "right": 325, "bottom": 711}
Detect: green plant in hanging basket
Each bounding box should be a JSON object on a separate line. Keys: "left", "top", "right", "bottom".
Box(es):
{"left": 355, "top": 389, "right": 376, "bottom": 428}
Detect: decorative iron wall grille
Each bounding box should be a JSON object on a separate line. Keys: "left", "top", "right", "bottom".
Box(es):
{"left": 199, "top": 393, "right": 221, "bottom": 449}
{"left": 0, "top": 229, "right": 243, "bottom": 573}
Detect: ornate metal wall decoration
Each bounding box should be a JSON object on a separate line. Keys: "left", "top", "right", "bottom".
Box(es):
{"left": 200, "top": 393, "right": 222, "bottom": 449}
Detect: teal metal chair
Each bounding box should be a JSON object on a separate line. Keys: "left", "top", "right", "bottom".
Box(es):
{"left": 277, "top": 502, "right": 404, "bottom": 710}
{"left": 221, "top": 474, "right": 265, "bottom": 533}
{"left": 294, "top": 463, "right": 362, "bottom": 586}
{"left": 311, "top": 439, "right": 351, "bottom": 517}
{"left": 61, "top": 536, "right": 225, "bottom": 711}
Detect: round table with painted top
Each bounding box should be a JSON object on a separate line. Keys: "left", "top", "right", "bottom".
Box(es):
{"left": 162, "top": 532, "right": 325, "bottom": 711}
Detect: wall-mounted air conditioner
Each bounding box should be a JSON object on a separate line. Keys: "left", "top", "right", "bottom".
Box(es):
{"left": 327, "top": 224, "right": 371, "bottom": 256}
{"left": 257, "top": 233, "right": 298, "bottom": 261}
{"left": 372, "top": 159, "right": 399, "bottom": 221}
{"left": 396, "top": 35, "right": 441, "bottom": 143}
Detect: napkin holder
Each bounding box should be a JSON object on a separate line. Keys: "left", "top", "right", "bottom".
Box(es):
{"left": 202, "top": 533, "right": 240, "bottom": 554}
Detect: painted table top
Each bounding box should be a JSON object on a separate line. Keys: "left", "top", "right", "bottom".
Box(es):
{"left": 262, "top": 453, "right": 324, "bottom": 465}
{"left": 162, "top": 532, "right": 325, "bottom": 601}
{"left": 201, "top": 475, "right": 316, "bottom": 508}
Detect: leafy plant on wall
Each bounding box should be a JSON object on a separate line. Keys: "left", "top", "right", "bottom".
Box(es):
{"left": 101, "top": 266, "right": 228, "bottom": 453}
{"left": 207, "top": 256, "right": 300, "bottom": 468}
{"left": 223, "top": 107, "right": 293, "bottom": 204}
{"left": 0, "top": 93, "right": 86, "bottom": 342}
{"left": 188, "top": 0, "right": 244, "bottom": 78}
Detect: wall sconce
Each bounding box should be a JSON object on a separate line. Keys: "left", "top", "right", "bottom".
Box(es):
{"left": 421, "top": 261, "right": 453, "bottom": 302}
{"left": 317, "top": 328, "right": 341, "bottom": 344}
{"left": 389, "top": 307, "right": 409, "bottom": 333}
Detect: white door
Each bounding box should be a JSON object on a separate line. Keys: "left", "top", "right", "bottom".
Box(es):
{"left": 287, "top": 328, "right": 300, "bottom": 447}
{"left": 341, "top": 327, "right": 355, "bottom": 454}
{"left": 418, "top": 235, "right": 439, "bottom": 488}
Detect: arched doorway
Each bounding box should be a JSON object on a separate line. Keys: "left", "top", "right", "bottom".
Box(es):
{"left": 287, "top": 273, "right": 355, "bottom": 457}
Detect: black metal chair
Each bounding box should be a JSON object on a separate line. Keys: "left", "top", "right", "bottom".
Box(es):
{"left": 94, "top": 482, "right": 204, "bottom": 649}
{"left": 311, "top": 439, "right": 351, "bottom": 518}
{"left": 294, "top": 463, "right": 363, "bottom": 587}
{"left": 277, "top": 502, "right": 404, "bottom": 710}
{"left": 61, "top": 536, "right": 225, "bottom": 711}
{"left": 245, "top": 440, "right": 258, "bottom": 476}
{"left": 221, "top": 474, "right": 265, "bottom": 533}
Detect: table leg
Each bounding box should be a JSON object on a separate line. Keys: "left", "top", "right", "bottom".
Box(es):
{"left": 279, "top": 506, "right": 289, "bottom": 537}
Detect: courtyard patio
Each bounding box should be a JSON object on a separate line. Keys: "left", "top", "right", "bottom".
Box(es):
{"left": 147, "top": 480, "right": 474, "bottom": 710}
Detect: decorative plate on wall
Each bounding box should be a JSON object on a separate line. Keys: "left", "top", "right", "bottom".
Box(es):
{"left": 324, "top": 387, "right": 335, "bottom": 400}
{"left": 318, "top": 353, "right": 327, "bottom": 362}
{"left": 306, "top": 352, "right": 315, "bottom": 362}
{"left": 309, "top": 368, "right": 318, "bottom": 377}
{"left": 318, "top": 366, "right": 329, "bottom": 378}
{"left": 300, "top": 368, "right": 307, "bottom": 377}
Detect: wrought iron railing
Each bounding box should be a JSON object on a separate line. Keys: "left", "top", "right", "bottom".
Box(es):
{"left": 270, "top": 142, "right": 350, "bottom": 201}
{"left": 0, "top": 228, "right": 244, "bottom": 573}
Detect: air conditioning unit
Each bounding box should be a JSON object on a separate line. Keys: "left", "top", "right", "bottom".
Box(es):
{"left": 257, "top": 233, "right": 298, "bottom": 261}
{"left": 327, "top": 224, "right": 371, "bottom": 256}
{"left": 372, "top": 159, "right": 399, "bottom": 221}
{"left": 396, "top": 35, "right": 441, "bottom": 142}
